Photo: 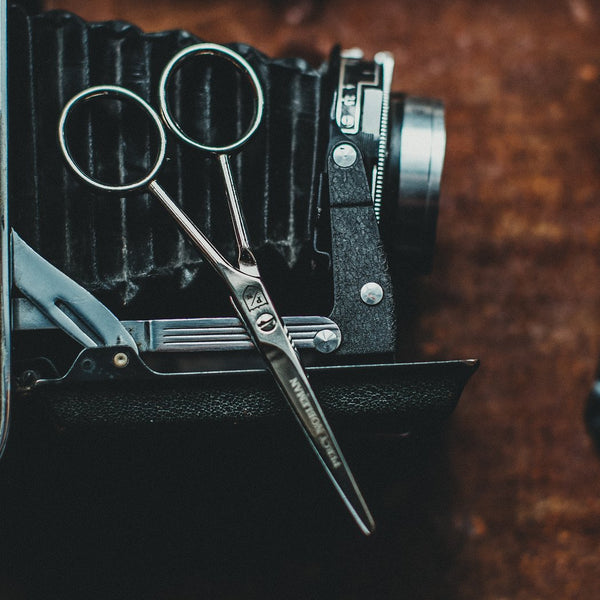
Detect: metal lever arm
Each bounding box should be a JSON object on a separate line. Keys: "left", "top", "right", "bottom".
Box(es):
{"left": 11, "top": 231, "right": 138, "bottom": 351}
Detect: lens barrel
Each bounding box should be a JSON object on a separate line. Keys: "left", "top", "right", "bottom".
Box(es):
{"left": 382, "top": 95, "right": 446, "bottom": 275}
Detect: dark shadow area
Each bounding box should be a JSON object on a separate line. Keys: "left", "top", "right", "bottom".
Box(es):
{"left": 0, "top": 398, "right": 458, "bottom": 599}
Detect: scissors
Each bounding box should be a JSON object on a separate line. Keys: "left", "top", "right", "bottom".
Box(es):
{"left": 58, "top": 43, "right": 374, "bottom": 535}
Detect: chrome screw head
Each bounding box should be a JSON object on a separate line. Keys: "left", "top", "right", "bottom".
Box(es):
{"left": 256, "top": 312, "right": 276, "bottom": 333}
{"left": 313, "top": 329, "right": 341, "bottom": 354}
{"left": 360, "top": 282, "right": 384, "bottom": 305}
{"left": 332, "top": 143, "right": 357, "bottom": 168}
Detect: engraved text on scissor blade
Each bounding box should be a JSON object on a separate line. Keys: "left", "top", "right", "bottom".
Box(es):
{"left": 289, "top": 377, "right": 342, "bottom": 469}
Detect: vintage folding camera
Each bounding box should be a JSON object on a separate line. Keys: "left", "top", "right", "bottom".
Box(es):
{"left": 0, "top": 7, "right": 478, "bottom": 462}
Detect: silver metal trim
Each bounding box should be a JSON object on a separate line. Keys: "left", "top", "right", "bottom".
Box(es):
{"left": 0, "top": 0, "right": 10, "bottom": 459}
{"left": 12, "top": 232, "right": 138, "bottom": 351}
{"left": 372, "top": 51, "right": 394, "bottom": 221}
{"left": 13, "top": 299, "right": 342, "bottom": 354}
{"left": 131, "top": 315, "right": 341, "bottom": 353}
{"left": 335, "top": 52, "right": 380, "bottom": 135}
{"left": 399, "top": 97, "right": 446, "bottom": 217}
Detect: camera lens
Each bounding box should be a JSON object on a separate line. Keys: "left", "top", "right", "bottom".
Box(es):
{"left": 382, "top": 95, "right": 446, "bottom": 274}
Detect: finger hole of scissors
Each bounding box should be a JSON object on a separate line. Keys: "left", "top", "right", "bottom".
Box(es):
{"left": 159, "top": 43, "right": 264, "bottom": 154}
{"left": 58, "top": 85, "right": 167, "bottom": 193}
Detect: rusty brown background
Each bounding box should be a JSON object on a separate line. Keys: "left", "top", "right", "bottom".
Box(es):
{"left": 28, "top": 0, "right": 600, "bottom": 597}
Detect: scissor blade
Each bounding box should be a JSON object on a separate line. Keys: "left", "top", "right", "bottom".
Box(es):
{"left": 11, "top": 230, "right": 138, "bottom": 351}
{"left": 217, "top": 264, "right": 375, "bottom": 534}
{"left": 263, "top": 341, "right": 375, "bottom": 535}
{"left": 141, "top": 184, "right": 374, "bottom": 532}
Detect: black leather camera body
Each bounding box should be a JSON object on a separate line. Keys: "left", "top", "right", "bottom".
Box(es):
{"left": 0, "top": 7, "right": 478, "bottom": 457}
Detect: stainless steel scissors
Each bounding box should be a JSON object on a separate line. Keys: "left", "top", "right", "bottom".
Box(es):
{"left": 58, "top": 43, "right": 374, "bottom": 535}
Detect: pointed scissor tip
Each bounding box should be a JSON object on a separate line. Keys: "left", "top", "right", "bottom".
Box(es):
{"left": 352, "top": 508, "right": 376, "bottom": 536}
{"left": 357, "top": 518, "right": 376, "bottom": 536}
{"left": 363, "top": 521, "right": 376, "bottom": 536}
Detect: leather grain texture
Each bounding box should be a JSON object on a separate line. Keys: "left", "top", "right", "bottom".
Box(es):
{"left": 33, "top": 360, "right": 478, "bottom": 431}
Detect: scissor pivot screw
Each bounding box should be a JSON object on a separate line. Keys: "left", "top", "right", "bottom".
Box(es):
{"left": 256, "top": 313, "right": 276, "bottom": 333}
{"left": 113, "top": 352, "right": 130, "bottom": 368}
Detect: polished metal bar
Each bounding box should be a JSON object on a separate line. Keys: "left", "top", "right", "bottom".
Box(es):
{"left": 0, "top": 0, "right": 11, "bottom": 459}
{"left": 57, "top": 68, "right": 374, "bottom": 533}
{"left": 13, "top": 299, "right": 342, "bottom": 353}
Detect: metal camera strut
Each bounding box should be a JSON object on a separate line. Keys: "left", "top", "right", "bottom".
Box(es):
{"left": 57, "top": 43, "right": 375, "bottom": 535}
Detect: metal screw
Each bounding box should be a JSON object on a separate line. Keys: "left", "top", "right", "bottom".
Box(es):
{"left": 19, "top": 369, "right": 38, "bottom": 389}
{"left": 81, "top": 358, "right": 95, "bottom": 372}
{"left": 360, "top": 282, "right": 384, "bottom": 305}
{"left": 340, "top": 115, "right": 355, "bottom": 128}
{"left": 256, "top": 312, "right": 276, "bottom": 333}
{"left": 313, "top": 329, "right": 341, "bottom": 354}
{"left": 332, "top": 143, "right": 357, "bottom": 167}
{"left": 113, "top": 352, "right": 129, "bottom": 368}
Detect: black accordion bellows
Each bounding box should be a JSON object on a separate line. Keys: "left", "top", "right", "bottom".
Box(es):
{"left": 8, "top": 6, "right": 332, "bottom": 319}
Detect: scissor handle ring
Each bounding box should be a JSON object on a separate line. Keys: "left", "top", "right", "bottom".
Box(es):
{"left": 58, "top": 85, "right": 167, "bottom": 193}
{"left": 158, "top": 43, "right": 264, "bottom": 154}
